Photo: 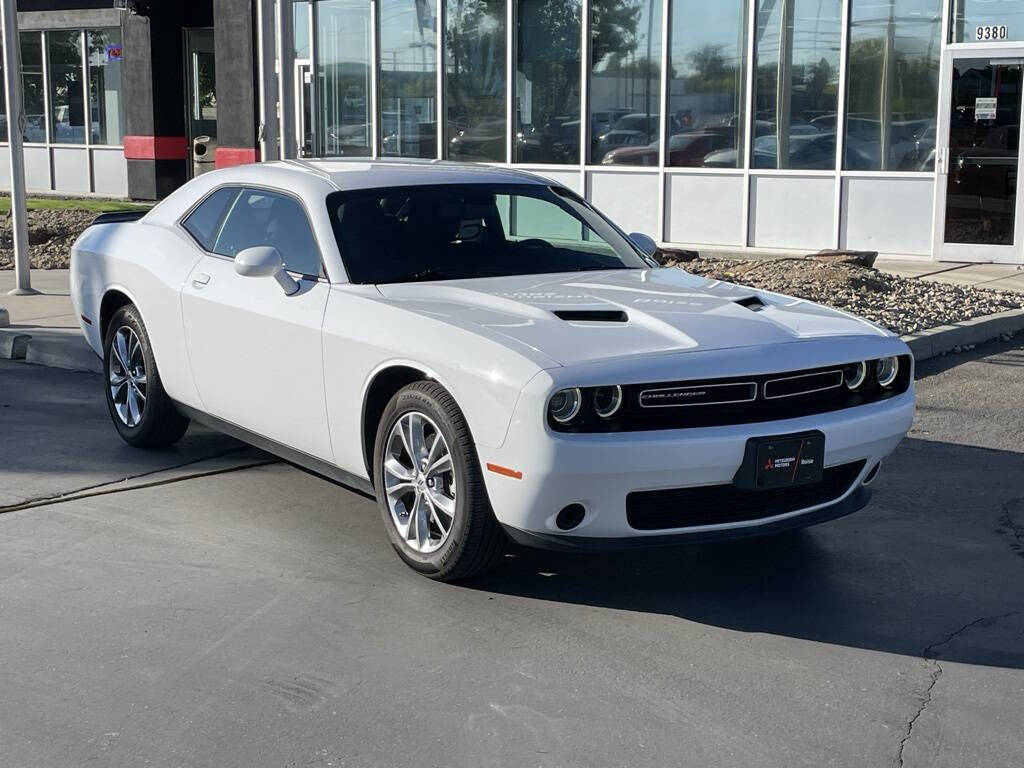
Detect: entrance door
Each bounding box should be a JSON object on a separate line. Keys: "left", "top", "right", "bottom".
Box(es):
{"left": 934, "top": 49, "right": 1024, "bottom": 263}
{"left": 185, "top": 28, "right": 217, "bottom": 177}
{"left": 295, "top": 61, "right": 313, "bottom": 157}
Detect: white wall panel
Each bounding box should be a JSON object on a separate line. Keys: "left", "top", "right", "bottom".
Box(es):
{"left": 24, "top": 146, "right": 52, "bottom": 192}
{"left": 750, "top": 175, "right": 835, "bottom": 250}
{"left": 52, "top": 147, "right": 90, "bottom": 194}
{"left": 666, "top": 173, "right": 745, "bottom": 246}
{"left": 841, "top": 176, "right": 935, "bottom": 256}
{"left": 587, "top": 171, "right": 660, "bottom": 237}
{"left": 92, "top": 148, "right": 129, "bottom": 197}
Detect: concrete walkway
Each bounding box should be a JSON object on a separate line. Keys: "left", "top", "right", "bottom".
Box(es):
{"left": 875, "top": 258, "right": 1024, "bottom": 293}
{"left": 0, "top": 269, "right": 101, "bottom": 372}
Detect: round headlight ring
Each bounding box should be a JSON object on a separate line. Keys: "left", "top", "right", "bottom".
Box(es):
{"left": 549, "top": 388, "right": 582, "bottom": 424}
{"left": 876, "top": 356, "right": 900, "bottom": 388}
{"left": 843, "top": 361, "right": 868, "bottom": 390}
{"left": 593, "top": 385, "right": 623, "bottom": 418}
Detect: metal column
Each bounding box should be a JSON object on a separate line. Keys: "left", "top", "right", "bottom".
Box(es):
{"left": 1, "top": 0, "right": 35, "bottom": 295}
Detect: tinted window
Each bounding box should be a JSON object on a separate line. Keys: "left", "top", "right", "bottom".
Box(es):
{"left": 327, "top": 184, "right": 648, "bottom": 284}
{"left": 213, "top": 189, "right": 321, "bottom": 276}
{"left": 182, "top": 186, "right": 240, "bottom": 250}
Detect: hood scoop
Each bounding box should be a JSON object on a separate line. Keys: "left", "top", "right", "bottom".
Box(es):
{"left": 552, "top": 309, "right": 629, "bottom": 323}
{"left": 733, "top": 295, "right": 767, "bottom": 311}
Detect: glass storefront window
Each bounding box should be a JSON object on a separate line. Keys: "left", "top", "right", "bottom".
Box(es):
{"left": 22, "top": 32, "right": 46, "bottom": 143}
{"left": 445, "top": 0, "right": 506, "bottom": 161}
{"left": 753, "top": 0, "right": 842, "bottom": 170}
{"left": 48, "top": 30, "right": 86, "bottom": 145}
{"left": 588, "top": 0, "right": 662, "bottom": 165}
{"left": 317, "top": 0, "right": 372, "bottom": 157}
{"left": 87, "top": 29, "right": 125, "bottom": 145}
{"left": 666, "top": 0, "right": 749, "bottom": 168}
{"left": 845, "top": 0, "right": 941, "bottom": 171}
{"left": 379, "top": 0, "right": 438, "bottom": 158}
{"left": 295, "top": 1, "right": 311, "bottom": 59}
{"left": 513, "top": 0, "right": 581, "bottom": 164}
{"left": 954, "top": 0, "right": 1024, "bottom": 43}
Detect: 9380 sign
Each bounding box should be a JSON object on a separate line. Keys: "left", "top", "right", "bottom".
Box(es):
{"left": 976, "top": 25, "right": 1009, "bottom": 41}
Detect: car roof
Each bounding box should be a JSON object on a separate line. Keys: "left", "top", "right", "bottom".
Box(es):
{"left": 268, "top": 158, "right": 552, "bottom": 190}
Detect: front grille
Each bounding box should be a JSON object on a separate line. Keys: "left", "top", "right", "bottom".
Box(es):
{"left": 626, "top": 460, "right": 866, "bottom": 531}
{"left": 550, "top": 356, "right": 912, "bottom": 433}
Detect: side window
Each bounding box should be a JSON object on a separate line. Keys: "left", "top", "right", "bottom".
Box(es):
{"left": 182, "top": 186, "right": 240, "bottom": 250}
{"left": 212, "top": 188, "right": 322, "bottom": 276}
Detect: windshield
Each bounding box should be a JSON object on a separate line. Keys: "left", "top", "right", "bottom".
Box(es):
{"left": 326, "top": 184, "right": 650, "bottom": 284}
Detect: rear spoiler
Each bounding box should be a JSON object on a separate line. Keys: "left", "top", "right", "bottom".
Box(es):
{"left": 91, "top": 210, "right": 148, "bottom": 226}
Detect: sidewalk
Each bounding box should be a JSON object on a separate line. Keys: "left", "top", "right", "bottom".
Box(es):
{"left": 874, "top": 258, "right": 1024, "bottom": 294}
{"left": 0, "top": 269, "right": 101, "bottom": 373}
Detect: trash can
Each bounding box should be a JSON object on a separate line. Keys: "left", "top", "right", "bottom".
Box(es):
{"left": 193, "top": 135, "right": 217, "bottom": 177}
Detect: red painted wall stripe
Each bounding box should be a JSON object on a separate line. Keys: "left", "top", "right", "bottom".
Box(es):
{"left": 123, "top": 135, "right": 189, "bottom": 161}
{"left": 215, "top": 147, "right": 260, "bottom": 168}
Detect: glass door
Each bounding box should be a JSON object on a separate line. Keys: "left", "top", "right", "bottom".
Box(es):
{"left": 934, "top": 49, "right": 1024, "bottom": 263}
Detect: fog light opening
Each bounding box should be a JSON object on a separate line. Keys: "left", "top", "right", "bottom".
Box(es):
{"left": 555, "top": 503, "right": 586, "bottom": 531}
{"left": 863, "top": 463, "right": 881, "bottom": 486}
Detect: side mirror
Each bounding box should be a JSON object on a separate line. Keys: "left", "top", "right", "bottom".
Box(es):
{"left": 628, "top": 232, "right": 659, "bottom": 260}
{"left": 234, "top": 246, "right": 299, "bottom": 295}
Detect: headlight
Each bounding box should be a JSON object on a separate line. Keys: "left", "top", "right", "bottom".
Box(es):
{"left": 875, "top": 356, "right": 899, "bottom": 388}
{"left": 843, "top": 361, "right": 868, "bottom": 390}
{"left": 548, "top": 388, "right": 582, "bottom": 424}
{"left": 593, "top": 385, "right": 623, "bottom": 418}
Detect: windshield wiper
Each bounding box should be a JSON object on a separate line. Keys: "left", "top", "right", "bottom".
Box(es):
{"left": 408, "top": 268, "right": 464, "bottom": 282}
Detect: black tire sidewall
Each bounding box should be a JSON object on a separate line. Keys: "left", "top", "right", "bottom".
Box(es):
{"left": 373, "top": 385, "right": 479, "bottom": 576}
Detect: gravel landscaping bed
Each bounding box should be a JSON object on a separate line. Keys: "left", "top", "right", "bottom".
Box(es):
{"left": 0, "top": 209, "right": 96, "bottom": 270}
{"left": 673, "top": 255, "right": 1024, "bottom": 337}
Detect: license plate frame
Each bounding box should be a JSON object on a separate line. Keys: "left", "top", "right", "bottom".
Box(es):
{"left": 733, "top": 431, "right": 826, "bottom": 491}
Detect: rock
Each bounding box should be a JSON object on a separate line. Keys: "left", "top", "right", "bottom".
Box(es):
{"left": 810, "top": 249, "right": 879, "bottom": 268}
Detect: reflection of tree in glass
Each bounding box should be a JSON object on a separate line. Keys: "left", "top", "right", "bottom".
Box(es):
{"left": 446, "top": 0, "right": 505, "bottom": 133}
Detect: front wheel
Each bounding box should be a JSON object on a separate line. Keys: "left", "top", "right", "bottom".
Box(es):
{"left": 103, "top": 304, "right": 189, "bottom": 448}
{"left": 373, "top": 381, "right": 504, "bottom": 581}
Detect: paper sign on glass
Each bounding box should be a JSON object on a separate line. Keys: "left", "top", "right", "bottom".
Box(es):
{"left": 975, "top": 97, "right": 997, "bottom": 121}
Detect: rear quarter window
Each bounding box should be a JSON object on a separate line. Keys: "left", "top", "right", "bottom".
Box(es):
{"left": 182, "top": 186, "right": 240, "bottom": 250}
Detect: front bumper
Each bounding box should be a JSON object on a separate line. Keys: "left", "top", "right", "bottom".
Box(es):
{"left": 502, "top": 485, "right": 872, "bottom": 551}
{"left": 477, "top": 387, "right": 913, "bottom": 547}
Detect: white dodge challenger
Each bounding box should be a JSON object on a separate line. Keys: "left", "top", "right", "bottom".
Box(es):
{"left": 71, "top": 160, "right": 914, "bottom": 580}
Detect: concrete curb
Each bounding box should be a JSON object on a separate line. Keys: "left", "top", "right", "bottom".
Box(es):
{"left": 0, "top": 328, "right": 102, "bottom": 374}
{"left": 0, "top": 329, "right": 30, "bottom": 359}
{"left": 901, "top": 308, "right": 1024, "bottom": 362}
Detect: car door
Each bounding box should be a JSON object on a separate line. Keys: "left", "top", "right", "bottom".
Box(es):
{"left": 179, "top": 185, "right": 334, "bottom": 461}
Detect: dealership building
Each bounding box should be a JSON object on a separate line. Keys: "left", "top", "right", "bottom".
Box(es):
{"left": 2, "top": 0, "right": 1024, "bottom": 264}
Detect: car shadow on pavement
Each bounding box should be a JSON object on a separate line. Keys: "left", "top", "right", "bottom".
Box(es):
{"left": 468, "top": 436, "right": 1024, "bottom": 670}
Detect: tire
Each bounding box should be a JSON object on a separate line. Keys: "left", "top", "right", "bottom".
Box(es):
{"left": 373, "top": 381, "right": 505, "bottom": 581}
{"left": 103, "top": 304, "right": 189, "bottom": 449}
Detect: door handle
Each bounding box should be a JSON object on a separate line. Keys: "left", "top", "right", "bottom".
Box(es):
{"left": 191, "top": 273, "right": 211, "bottom": 289}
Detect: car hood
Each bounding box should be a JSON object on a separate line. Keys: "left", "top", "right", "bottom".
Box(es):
{"left": 376, "top": 268, "right": 889, "bottom": 368}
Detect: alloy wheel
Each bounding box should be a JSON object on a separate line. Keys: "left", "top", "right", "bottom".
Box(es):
{"left": 109, "top": 326, "right": 147, "bottom": 428}
{"left": 383, "top": 411, "right": 457, "bottom": 554}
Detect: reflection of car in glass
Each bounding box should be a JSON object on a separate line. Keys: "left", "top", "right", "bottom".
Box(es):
{"left": 590, "top": 109, "right": 632, "bottom": 138}
{"left": 601, "top": 129, "right": 736, "bottom": 166}
{"left": 72, "top": 161, "right": 913, "bottom": 581}
{"left": 595, "top": 113, "right": 659, "bottom": 155}
{"left": 381, "top": 114, "right": 437, "bottom": 158}
{"left": 702, "top": 132, "right": 875, "bottom": 170}
{"left": 449, "top": 118, "right": 506, "bottom": 160}
{"left": 517, "top": 116, "right": 580, "bottom": 163}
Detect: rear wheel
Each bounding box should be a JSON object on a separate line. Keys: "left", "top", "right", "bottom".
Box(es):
{"left": 103, "top": 304, "right": 189, "bottom": 448}
{"left": 373, "top": 381, "right": 504, "bottom": 581}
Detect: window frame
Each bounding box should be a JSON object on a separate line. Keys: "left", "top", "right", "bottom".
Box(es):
{"left": 177, "top": 183, "right": 328, "bottom": 281}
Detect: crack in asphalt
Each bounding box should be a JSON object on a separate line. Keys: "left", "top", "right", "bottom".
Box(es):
{"left": 895, "top": 611, "right": 1024, "bottom": 768}
{"left": 0, "top": 447, "right": 277, "bottom": 515}
{"left": 998, "top": 498, "right": 1024, "bottom": 558}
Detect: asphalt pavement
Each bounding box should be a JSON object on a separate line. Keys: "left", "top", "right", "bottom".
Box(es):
{"left": 0, "top": 346, "right": 1022, "bottom": 768}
